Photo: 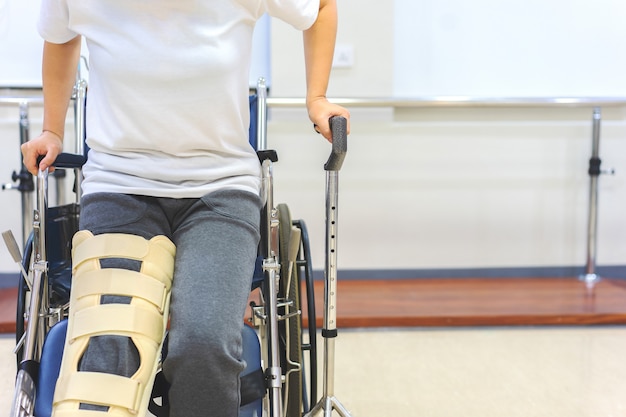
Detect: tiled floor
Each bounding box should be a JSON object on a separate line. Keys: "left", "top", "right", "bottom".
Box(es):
{"left": 3, "top": 326, "right": 626, "bottom": 417}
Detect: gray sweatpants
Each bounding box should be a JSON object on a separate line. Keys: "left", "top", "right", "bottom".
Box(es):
{"left": 76, "top": 190, "right": 262, "bottom": 417}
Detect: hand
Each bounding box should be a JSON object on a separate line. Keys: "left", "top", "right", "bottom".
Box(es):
{"left": 21, "top": 130, "right": 63, "bottom": 175}
{"left": 307, "top": 97, "right": 351, "bottom": 142}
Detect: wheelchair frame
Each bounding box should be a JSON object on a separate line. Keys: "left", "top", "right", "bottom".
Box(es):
{"left": 4, "top": 76, "right": 336, "bottom": 417}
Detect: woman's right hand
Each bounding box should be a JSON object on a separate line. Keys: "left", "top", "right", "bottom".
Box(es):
{"left": 21, "top": 130, "right": 64, "bottom": 175}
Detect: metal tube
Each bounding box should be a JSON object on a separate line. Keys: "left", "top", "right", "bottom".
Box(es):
{"left": 73, "top": 78, "right": 88, "bottom": 201}
{"left": 73, "top": 79, "right": 87, "bottom": 158}
{"left": 22, "top": 264, "right": 44, "bottom": 363}
{"left": 256, "top": 78, "right": 268, "bottom": 151}
{"left": 36, "top": 170, "right": 50, "bottom": 355}
{"left": 35, "top": 170, "right": 48, "bottom": 264}
{"left": 324, "top": 171, "right": 339, "bottom": 335}
{"left": 305, "top": 171, "right": 353, "bottom": 417}
{"left": 266, "top": 96, "right": 626, "bottom": 108}
{"left": 4, "top": 94, "right": 626, "bottom": 108}
{"left": 0, "top": 96, "right": 44, "bottom": 106}
{"left": 322, "top": 171, "right": 339, "bottom": 398}
{"left": 19, "top": 103, "right": 34, "bottom": 247}
{"left": 265, "top": 260, "right": 283, "bottom": 417}
{"left": 582, "top": 108, "right": 602, "bottom": 284}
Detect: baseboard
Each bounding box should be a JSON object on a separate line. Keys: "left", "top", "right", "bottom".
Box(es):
{"left": 322, "top": 265, "right": 626, "bottom": 280}
{"left": 0, "top": 273, "right": 18, "bottom": 289}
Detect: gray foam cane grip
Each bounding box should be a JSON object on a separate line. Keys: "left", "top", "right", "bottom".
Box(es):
{"left": 324, "top": 116, "right": 348, "bottom": 171}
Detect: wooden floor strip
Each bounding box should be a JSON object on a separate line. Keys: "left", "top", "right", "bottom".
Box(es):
{"left": 302, "top": 277, "right": 626, "bottom": 328}
{"left": 3, "top": 277, "right": 626, "bottom": 335}
{"left": 249, "top": 276, "right": 626, "bottom": 328}
{"left": 0, "top": 287, "right": 17, "bottom": 334}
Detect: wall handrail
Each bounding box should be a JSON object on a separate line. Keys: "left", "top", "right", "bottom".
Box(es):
{"left": 3, "top": 95, "right": 626, "bottom": 108}
{"left": 0, "top": 97, "right": 43, "bottom": 106}
{"left": 267, "top": 97, "right": 626, "bottom": 108}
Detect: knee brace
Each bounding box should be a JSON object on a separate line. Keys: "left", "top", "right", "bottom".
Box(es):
{"left": 52, "top": 231, "right": 176, "bottom": 417}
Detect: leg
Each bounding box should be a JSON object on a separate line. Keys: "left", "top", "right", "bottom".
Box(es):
{"left": 162, "top": 190, "right": 261, "bottom": 417}
{"left": 53, "top": 193, "right": 175, "bottom": 416}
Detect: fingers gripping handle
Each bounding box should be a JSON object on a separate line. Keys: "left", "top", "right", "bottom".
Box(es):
{"left": 324, "top": 116, "right": 348, "bottom": 172}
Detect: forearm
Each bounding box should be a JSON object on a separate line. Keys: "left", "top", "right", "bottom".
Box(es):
{"left": 41, "top": 37, "right": 81, "bottom": 139}
{"left": 303, "top": 0, "right": 337, "bottom": 106}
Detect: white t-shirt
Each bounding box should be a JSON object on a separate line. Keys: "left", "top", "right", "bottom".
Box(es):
{"left": 38, "top": 0, "right": 319, "bottom": 198}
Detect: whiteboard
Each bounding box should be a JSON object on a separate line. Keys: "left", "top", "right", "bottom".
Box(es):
{"left": 0, "top": 0, "right": 42, "bottom": 87}
{"left": 394, "top": 0, "right": 626, "bottom": 98}
{"left": 0, "top": 0, "right": 271, "bottom": 88}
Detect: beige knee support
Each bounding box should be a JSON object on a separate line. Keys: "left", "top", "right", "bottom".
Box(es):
{"left": 52, "top": 231, "right": 176, "bottom": 417}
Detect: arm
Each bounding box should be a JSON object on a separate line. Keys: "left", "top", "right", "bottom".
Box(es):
{"left": 303, "top": 0, "right": 350, "bottom": 141}
{"left": 22, "top": 37, "right": 81, "bottom": 174}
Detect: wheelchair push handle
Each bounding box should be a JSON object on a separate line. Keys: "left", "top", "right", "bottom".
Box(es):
{"left": 324, "top": 116, "right": 348, "bottom": 172}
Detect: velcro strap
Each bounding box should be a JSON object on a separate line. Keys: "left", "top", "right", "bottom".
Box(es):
{"left": 54, "top": 372, "right": 142, "bottom": 413}
{"left": 69, "top": 304, "right": 164, "bottom": 344}
{"left": 73, "top": 234, "right": 174, "bottom": 272}
{"left": 54, "top": 408, "right": 130, "bottom": 417}
{"left": 73, "top": 269, "right": 169, "bottom": 312}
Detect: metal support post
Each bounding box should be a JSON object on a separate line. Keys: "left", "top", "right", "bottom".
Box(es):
{"left": 580, "top": 107, "right": 614, "bottom": 285}
{"left": 2, "top": 102, "right": 34, "bottom": 247}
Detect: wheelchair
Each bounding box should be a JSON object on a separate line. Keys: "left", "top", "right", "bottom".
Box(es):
{"left": 3, "top": 76, "right": 348, "bottom": 417}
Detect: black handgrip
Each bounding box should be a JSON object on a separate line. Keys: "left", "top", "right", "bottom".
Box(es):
{"left": 54, "top": 153, "right": 87, "bottom": 168}
{"left": 37, "top": 152, "right": 87, "bottom": 170}
{"left": 324, "top": 116, "right": 348, "bottom": 171}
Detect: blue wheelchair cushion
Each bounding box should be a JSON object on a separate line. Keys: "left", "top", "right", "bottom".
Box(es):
{"left": 35, "top": 319, "right": 67, "bottom": 417}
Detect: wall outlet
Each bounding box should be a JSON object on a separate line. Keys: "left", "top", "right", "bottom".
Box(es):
{"left": 333, "top": 44, "right": 354, "bottom": 68}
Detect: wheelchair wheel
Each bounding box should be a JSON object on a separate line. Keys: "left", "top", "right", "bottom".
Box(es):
{"left": 277, "top": 203, "right": 303, "bottom": 417}
{"left": 292, "top": 219, "right": 318, "bottom": 410}
{"left": 15, "top": 234, "right": 33, "bottom": 366}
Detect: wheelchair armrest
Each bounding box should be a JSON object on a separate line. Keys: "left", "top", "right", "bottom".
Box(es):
{"left": 37, "top": 152, "right": 87, "bottom": 170}
{"left": 324, "top": 116, "right": 348, "bottom": 172}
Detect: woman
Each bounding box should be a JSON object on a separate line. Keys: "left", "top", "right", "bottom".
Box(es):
{"left": 22, "top": 1, "right": 350, "bottom": 416}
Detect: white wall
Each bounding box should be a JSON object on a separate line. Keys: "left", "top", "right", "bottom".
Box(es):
{"left": 1, "top": 0, "right": 625, "bottom": 277}
{"left": 268, "top": 0, "right": 626, "bottom": 274}
{"left": 393, "top": 0, "right": 626, "bottom": 98}
{"left": 0, "top": 0, "right": 42, "bottom": 87}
